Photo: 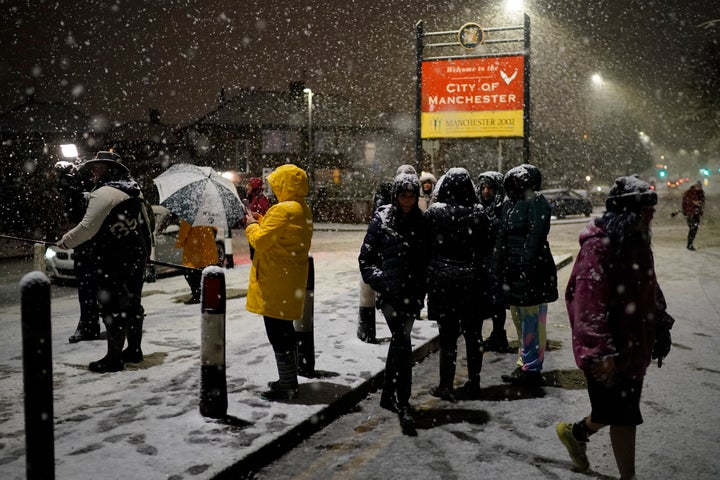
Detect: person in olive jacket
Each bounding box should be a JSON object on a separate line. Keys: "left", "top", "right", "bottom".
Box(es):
{"left": 424, "top": 168, "right": 490, "bottom": 401}
{"left": 495, "top": 164, "right": 558, "bottom": 386}
{"left": 244, "top": 164, "right": 313, "bottom": 401}
{"left": 358, "top": 170, "right": 426, "bottom": 436}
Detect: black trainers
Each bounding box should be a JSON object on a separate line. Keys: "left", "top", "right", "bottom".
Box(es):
{"left": 429, "top": 385, "right": 457, "bottom": 403}
{"left": 501, "top": 367, "right": 543, "bottom": 386}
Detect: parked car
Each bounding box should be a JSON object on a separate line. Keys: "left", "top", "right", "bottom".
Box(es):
{"left": 539, "top": 188, "right": 593, "bottom": 219}
{"left": 45, "top": 206, "right": 226, "bottom": 283}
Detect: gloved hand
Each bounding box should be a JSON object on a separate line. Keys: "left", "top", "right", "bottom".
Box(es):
{"left": 652, "top": 327, "right": 672, "bottom": 367}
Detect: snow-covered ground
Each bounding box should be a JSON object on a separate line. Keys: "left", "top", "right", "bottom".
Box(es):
{"left": 0, "top": 192, "right": 718, "bottom": 479}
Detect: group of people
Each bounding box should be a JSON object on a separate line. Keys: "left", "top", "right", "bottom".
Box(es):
{"left": 54, "top": 153, "right": 679, "bottom": 479}
{"left": 359, "top": 165, "right": 675, "bottom": 480}
{"left": 358, "top": 163, "right": 558, "bottom": 435}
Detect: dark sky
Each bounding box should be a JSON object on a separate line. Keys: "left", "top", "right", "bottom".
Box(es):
{"left": 1, "top": 0, "right": 718, "bottom": 148}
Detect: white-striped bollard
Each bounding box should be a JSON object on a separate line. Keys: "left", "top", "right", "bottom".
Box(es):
{"left": 199, "top": 266, "right": 227, "bottom": 418}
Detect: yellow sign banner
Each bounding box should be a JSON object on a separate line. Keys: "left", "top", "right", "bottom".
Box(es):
{"left": 421, "top": 110, "right": 524, "bottom": 138}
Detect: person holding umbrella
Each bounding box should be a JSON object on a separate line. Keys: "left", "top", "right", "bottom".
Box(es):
{"left": 57, "top": 152, "right": 153, "bottom": 372}
{"left": 243, "top": 164, "right": 313, "bottom": 401}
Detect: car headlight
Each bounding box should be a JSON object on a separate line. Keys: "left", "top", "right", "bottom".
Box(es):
{"left": 45, "top": 248, "right": 57, "bottom": 261}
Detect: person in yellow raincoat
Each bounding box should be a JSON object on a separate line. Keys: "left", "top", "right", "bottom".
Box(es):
{"left": 176, "top": 219, "right": 218, "bottom": 304}
{"left": 244, "top": 164, "right": 313, "bottom": 401}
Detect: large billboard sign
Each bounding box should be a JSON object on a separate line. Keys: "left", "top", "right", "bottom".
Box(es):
{"left": 421, "top": 55, "right": 525, "bottom": 139}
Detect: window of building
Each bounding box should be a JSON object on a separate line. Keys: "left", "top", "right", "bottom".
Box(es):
{"left": 261, "top": 130, "right": 299, "bottom": 154}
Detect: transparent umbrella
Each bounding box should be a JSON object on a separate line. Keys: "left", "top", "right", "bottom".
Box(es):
{"left": 153, "top": 163, "right": 245, "bottom": 233}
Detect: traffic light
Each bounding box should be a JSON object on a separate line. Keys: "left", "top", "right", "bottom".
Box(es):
{"left": 699, "top": 168, "right": 711, "bottom": 177}
{"left": 657, "top": 165, "right": 668, "bottom": 178}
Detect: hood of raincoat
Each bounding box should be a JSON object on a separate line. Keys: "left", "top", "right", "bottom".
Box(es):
{"left": 434, "top": 168, "right": 476, "bottom": 207}
{"left": 267, "top": 164, "right": 308, "bottom": 202}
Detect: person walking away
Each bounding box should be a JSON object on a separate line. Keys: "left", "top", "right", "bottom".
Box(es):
{"left": 477, "top": 171, "right": 510, "bottom": 353}
{"left": 496, "top": 164, "right": 558, "bottom": 386}
{"left": 57, "top": 152, "right": 152, "bottom": 372}
{"left": 424, "top": 168, "right": 490, "bottom": 401}
{"left": 244, "top": 164, "right": 313, "bottom": 401}
{"left": 358, "top": 170, "right": 426, "bottom": 436}
{"left": 54, "top": 160, "right": 102, "bottom": 343}
{"left": 244, "top": 177, "right": 271, "bottom": 259}
{"left": 357, "top": 164, "right": 416, "bottom": 344}
{"left": 681, "top": 180, "right": 705, "bottom": 250}
{"left": 418, "top": 172, "right": 437, "bottom": 212}
{"left": 557, "top": 175, "right": 674, "bottom": 479}
{"left": 176, "top": 220, "right": 219, "bottom": 304}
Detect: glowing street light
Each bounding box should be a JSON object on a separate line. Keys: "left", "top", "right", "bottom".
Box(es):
{"left": 60, "top": 144, "right": 78, "bottom": 158}
{"left": 302, "top": 87, "right": 314, "bottom": 199}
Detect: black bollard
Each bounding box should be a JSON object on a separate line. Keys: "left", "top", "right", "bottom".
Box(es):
{"left": 21, "top": 271, "right": 55, "bottom": 480}
{"left": 295, "top": 255, "right": 315, "bottom": 377}
{"left": 199, "top": 266, "right": 228, "bottom": 419}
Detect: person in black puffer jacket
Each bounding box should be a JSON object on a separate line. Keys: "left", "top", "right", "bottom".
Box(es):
{"left": 58, "top": 152, "right": 152, "bottom": 373}
{"left": 358, "top": 169, "right": 426, "bottom": 436}
{"left": 496, "top": 164, "right": 558, "bottom": 386}
{"left": 477, "top": 170, "right": 511, "bottom": 353}
{"left": 424, "top": 168, "right": 490, "bottom": 401}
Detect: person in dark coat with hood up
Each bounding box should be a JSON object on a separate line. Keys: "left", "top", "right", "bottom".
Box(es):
{"left": 424, "top": 168, "right": 490, "bottom": 401}
{"left": 477, "top": 170, "right": 510, "bottom": 353}
{"left": 57, "top": 152, "right": 152, "bottom": 372}
{"left": 358, "top": 169, "right": 426, "bottom": 436}
{"left": 557, "top": 175, "right": 674, "bottom": 479}
{"left": 357, "top": 164, "right": 417, "bottom": 344}
{"left": 495, "top": 164, "right": 558, "bottom": 386}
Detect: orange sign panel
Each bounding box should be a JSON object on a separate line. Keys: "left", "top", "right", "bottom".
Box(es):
{"left": 421, "top": 56, "right": 525, "bottom": 138}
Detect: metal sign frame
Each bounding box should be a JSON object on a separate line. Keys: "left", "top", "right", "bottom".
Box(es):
{"left": 415, "top": 15, "right": 531, "bottom": 171}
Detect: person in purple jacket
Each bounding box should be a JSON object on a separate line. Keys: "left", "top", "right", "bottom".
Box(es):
{"left": 557, "top": 175, "right": 674, "bottom": 480}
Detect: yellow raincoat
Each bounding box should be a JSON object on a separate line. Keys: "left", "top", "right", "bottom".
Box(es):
{"left": 245, "top": 164, "right": 313, "bottom": 320}
{"left": 176, "top": 220, "right": 218, "bottom": 268}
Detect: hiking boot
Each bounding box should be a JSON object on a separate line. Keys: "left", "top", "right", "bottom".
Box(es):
{"left": 556, "top": 422, "right": 590, "bottom": 471}
{"left": 68, "top": 326, "right": 101, "bottom": 344}
{"left": 429, "top": 385, "right": 457, "bottom": 403}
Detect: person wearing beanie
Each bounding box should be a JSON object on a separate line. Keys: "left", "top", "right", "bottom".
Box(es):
{"left": 680, "top": 180, "right": 705, "bottom": 250}
{"left": 557, "top": 174, "right": 674, "bottom": 479}
{"left": 359, "top": 170, "right": 426, "bottom": 436}
{"left": 496, "top": 164, "right": 558, "bottom": 386}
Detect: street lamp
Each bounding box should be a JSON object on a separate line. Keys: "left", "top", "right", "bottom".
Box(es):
{"left": 60, "top": 144, "right": 78, "bottom": 159}
{"left": 303, "top": 87, "right": 314, "bottom": 199}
